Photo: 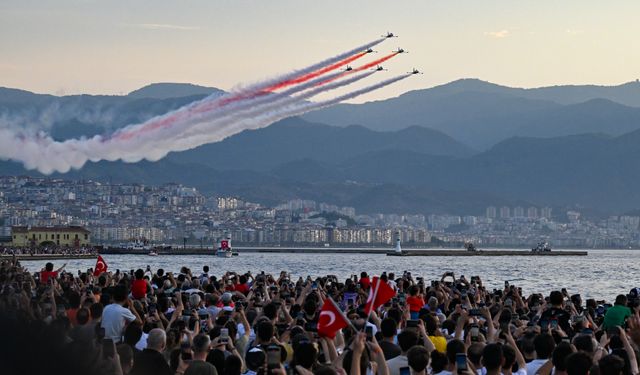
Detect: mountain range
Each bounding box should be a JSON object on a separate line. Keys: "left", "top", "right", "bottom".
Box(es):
{"left": 2, "top": 79, "right": 640, "bottom": 216}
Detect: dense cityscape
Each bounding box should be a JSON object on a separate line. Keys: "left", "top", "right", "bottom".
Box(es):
{"left": 0, "top": 176, "right": 639, "bottom": 248}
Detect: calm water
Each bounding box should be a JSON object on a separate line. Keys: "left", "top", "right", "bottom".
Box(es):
{"left": 18, "top": 249, "right": 640, "bottom": 301}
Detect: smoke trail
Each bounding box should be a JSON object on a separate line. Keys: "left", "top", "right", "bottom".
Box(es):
{"left": 0, "top": 47, "right": 408, "bottom": 174}
{"left": 353, "top": 52, "right": 399, "bottom": 71}
{"left": 96, "top": 71, "right": 379, "bottom": 163}
{"left": 264, "top": 51, "right": 367, "bottom": 92}
{"left": 155, "top": 74, "right": 410, "bottom": 154}
{"left": 113, "top": 68, "right": 359, "bottom": 144}
{"left": 113, "top": 38, "right": 385, "bottom": 141}
{"left": 166, "top": 71, "right": 379, "bottom": 150}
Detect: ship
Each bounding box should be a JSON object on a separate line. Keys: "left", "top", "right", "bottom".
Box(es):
{"left": 464, "top": 241, "right": 478, "bottom": 252}
{"left": 216, "top": 237, "right": 236, "bottom": 257}
{"left": 532, "top": 241, "right": 552, "bottom": 252}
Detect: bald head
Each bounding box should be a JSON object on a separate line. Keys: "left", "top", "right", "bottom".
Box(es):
{"left": 147, "top": 328, "right": 166, "bottom": 351}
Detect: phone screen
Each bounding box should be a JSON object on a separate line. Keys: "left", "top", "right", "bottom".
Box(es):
{"left": 399, "top": 367, "right": 411, "bottom": 375}
{"left": 456, "top": 353, "right": 468, "bottom": 371}
{"left": 220, "top": 328, "right": 229, "bottom": 343}
{"left": 102, "top": 338, "right": 115, "bottom": 359}
{"left": 267, "top": 345, "right": 281, "bottom": 369}
{"left": 365, "top": 326, "right": 373, "bottom": 341}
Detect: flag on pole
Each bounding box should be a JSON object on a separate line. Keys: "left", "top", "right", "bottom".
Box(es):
{"left": 363, "top": 276, "right": 396, "bottom": 313}
{"left": 318, "top": 298, "right": 351, "bottom": 338}
{"left": 93, "top": 255, "right": 108, "bottom": 276}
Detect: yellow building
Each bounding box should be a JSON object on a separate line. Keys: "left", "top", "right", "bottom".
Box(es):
{"left": 11, "top": 226, "right": 91, "bottom": 247}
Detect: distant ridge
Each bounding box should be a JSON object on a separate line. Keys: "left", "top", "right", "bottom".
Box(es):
{"left": 127, "top": 83, "right": 225, "bottom": 99}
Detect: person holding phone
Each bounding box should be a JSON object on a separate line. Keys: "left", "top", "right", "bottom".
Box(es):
{"left": 130, "top": 328, "right": 173, "bottom": 375}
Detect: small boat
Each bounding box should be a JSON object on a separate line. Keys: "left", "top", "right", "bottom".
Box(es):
{"left": 216, "top": 237, "right": 234, "bottom": 258}
{"left": 464, "top": 241, "right": 478, "bottom": 252}
{"left": 148, "top": 250, "right": 158, "bottom": 256}
{"left": 532, "top": 241, "right": 552, "bottom": 252}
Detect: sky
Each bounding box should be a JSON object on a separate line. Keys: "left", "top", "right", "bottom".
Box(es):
{"left": 1, "top": 0, "right": 640, "bottom": 103}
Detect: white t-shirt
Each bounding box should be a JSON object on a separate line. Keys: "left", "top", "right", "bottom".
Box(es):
{"left": 101, "top": 303, "right": 136, "bottom": 343}
{"left": 386, "top": 354, "right": 408, "bottom": 375}
{"left": 135, "top": 332, "right": 148, "bottom": 350}
{"left": 526, "top": 359, "right": 546, "bottom": 375}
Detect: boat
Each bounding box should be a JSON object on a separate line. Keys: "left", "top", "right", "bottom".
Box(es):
{"left": 216, "top": 237, "right": 234, "bottom": 258}
{"left": 121, "top": 239, "right": 151, "bottom": 251}
{"left": 464, "top": 241, "right": 478, "bottom": 252}
{"left": 148, "top": 250, "right": 158, "bottom": 256}
{"left": 532, "top": 241, "right": 552, "bottom": 252}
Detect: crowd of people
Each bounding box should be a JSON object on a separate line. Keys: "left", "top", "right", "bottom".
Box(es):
{"left": 1, "top": 258, "right": 639, "bottom": 375}
{"left": 0, "top": 245, "right": 97, "bottom": 256}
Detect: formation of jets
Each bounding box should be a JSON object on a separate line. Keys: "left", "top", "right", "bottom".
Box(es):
{"left": 350, "top": 33, "right": 420, "bottom": 76}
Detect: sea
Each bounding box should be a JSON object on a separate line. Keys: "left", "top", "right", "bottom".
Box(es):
{"left": 17, "top": 249, "right": 639, "bottom": 301}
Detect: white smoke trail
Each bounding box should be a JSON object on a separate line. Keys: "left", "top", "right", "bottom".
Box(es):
{"left": 110, "top": 38, "right": 386, "bottom": 141}
{"left": 167, "top": 71, "right": 378, "bottom": 150}
{"left": 0, "top": 49, "right": 405, "bottom": 174}
{"left": 171, "top": 74, "right": 412, "bottom": 151}
{"left": 75, "top": 71, "right": 378, "bottom": 164}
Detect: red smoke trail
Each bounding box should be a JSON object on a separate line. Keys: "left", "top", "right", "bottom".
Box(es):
{"left": 315, "top": 52, "right": 399, "bottom": 86}
{"left": 113, "top": 50, "right": 374, "bottom": 142}
{"left": 354, "top": 52, "right": 399, "bottom": 71}
{"left": 264, "top": 51, "right": 367, "bottom": 92}
{"left": 116, "top": 52, "right": 370, "bottom": 141}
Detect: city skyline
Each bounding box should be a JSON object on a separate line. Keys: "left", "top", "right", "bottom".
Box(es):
{"left": 2, "top": 1, "right": 640, "bottom": 103}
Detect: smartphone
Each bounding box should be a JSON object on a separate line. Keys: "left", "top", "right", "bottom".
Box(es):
{"left": 499, "top": 321, "right": 509, "bottom": 332}
{"left": 181, "top": 342, "right": 192, "bottom": 361}
{"left": 504, "top": 281, "right": 509, "bottom": 287}
{"left": 550, "top": 320, "right": 558, "bottom": 330}
{"left": 469, "top": 308, "right": 481, "bottom": 317}
{"left": 267, "top": 344, "right": 281, "bottom": 369}
{"left": 102, "top": 338, "right": 115, "bottom": 359}
{"left": 365, "top": 326, "right": 374, "bottom": 341}
{"left": 470, "top": 325, "right": 479, "bottom": 341}
{"left": 456, "top": 353, "right": 468, "bottom": 371}
{"left": 220, "top": 328, "right": 229, "bottom": 344}
{"left": 540, "top": 320, "right": 549, "bottom": 331}
{"left": 407, "top": 319, "right": 420, "bottom": 328}
{"left": 399, "top": 367, "right": 411, "bottom": 375}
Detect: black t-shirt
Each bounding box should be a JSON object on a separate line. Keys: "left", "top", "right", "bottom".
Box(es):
{"left": 379, "top": 340, "right": 402, "bottom": 360}
{"left": 540, "top": 307, "right": 571, "bottom": 333}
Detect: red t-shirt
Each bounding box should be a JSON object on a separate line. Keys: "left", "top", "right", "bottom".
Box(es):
{"left": 407, "top": 295, "right": 425, "bottom": 312}
{"left": 40, "top": 271, "right": 58, "bottom": 284}
{"left": 131, "top": 279, "right": 147, "bottom": 299}
{"left": 359, "top": 277, "right": 371, "bottom": 290}
{"left": 67, "top": 308, "right": 79, "bottom": 326}
{"left": 235, "top": 283, "right": 250, "bottom": 295}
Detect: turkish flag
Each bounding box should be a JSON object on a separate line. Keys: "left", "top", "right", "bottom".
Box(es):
{"left": 363, "top": 276, "right": 396, "bottom": 312}
{"left": 318, "top": 299, "right": 350, "bottom": 338}
{"left": 94, "top": 255, "right": 108, "bottom": 276}
{"left": 220, "top": 240, "right": 229, "bottom": 249}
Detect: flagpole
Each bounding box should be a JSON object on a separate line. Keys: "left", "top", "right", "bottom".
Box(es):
{"left": 363, "top": 277, "right": 381, "bottom": 331}
{"left": 328, "top": 296, "right": 358, "bottom": 333}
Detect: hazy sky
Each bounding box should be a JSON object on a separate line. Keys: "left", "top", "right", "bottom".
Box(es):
{"left": 2, "top": 0, "right": 639, "bottom": 102}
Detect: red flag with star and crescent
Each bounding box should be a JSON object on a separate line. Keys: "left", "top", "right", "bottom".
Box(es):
{"left": 318, "top": 298, "right": 350, "bottom": 338}
{"left": 363, "top": 276, "right": 396, "bottom": 312}
{"left": 93, "top": 255, "right": 108, "bottom": 276}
